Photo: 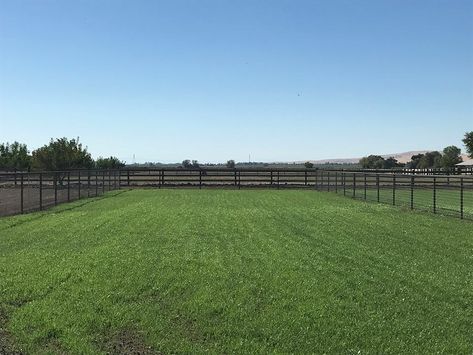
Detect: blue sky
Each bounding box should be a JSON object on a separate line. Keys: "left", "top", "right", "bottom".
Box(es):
{"left": 1, "top": 0, "right": 472, "bottom": 163}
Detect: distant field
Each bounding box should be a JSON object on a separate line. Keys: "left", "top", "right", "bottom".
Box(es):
{"left": 1, "top": 189, "right": 472, "bottom": 354}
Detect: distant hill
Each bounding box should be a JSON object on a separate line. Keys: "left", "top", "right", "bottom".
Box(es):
{"left": 298, "top": 150, "right": 469, "bottom": 165}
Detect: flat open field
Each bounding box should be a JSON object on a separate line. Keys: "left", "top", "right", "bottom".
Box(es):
{"left": 1, "top": 189, "right": 472, "bottom": 354}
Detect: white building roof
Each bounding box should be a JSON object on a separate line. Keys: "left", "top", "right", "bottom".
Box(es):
{"left": 457, "top": 159, "right": 473, "bottom": 166}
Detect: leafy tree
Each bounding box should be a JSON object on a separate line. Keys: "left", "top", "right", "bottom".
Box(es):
{"left": 463, "top": 131, "right": 473, "bottom": 158}
{"left": 0, "top": 142, "right": 31, "bottom": 170}
{"left": 418, "top": 151, "right": 442, "bottom": 169}
{"left": 407, "top": 154, "right": 424, "bottom": 169}
{"left": 359, "top": 155, "right": 385, "bottom": 169}
{"left": 95, "top": 156, "right": 125, "bottom": 169}
{"left": 182, "top": 159, "right": 192, "bottom": 168}
{"left": 226, "top": 159, "right": 236, "bottom": 168}
{"left": 191, "top": 160, "right": 200, "bottom": 168}
{"left": 384, "top": 157, "right": 403, "bottom": 169}
{"left": 440, "top": 146, "right": 462, "bottom": 168}
{"left": 304, "top": 161, "right": 314, "bottom": 169}
{"left": 31, "top": 137, "right": 94, "bottom": 171}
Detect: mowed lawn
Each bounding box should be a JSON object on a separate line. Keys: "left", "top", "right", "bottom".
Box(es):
{"left": 0, "top": 190, "right": 472, "bottom": 354}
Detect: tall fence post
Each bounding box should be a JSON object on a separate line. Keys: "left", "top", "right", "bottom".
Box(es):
{"left": 127, "top": 170, "right": 130, "bottom": 187}
{"left": 410, "top": 175, "right": 414, "bottom": 210}
{"left": 460, "top": 177, "right": 464, "bottom": 219}
{"left": 433, "top": 177, "right": 436, "bottom": 214}
{"left": 234, "top": 170, "right": 237, "bottom": 187}
{"left": 238, "top": 170, "right": 241, "bottom": 190}
{"left": 199, "top": 170, "right": 202, "bottom": 189}
{"left": 39, "top": 173, "right": 43, "bottom": 210}
{"left": 335, "top": 172, "right": 338, "bottom": 193}
{"left": 392, "top": 174, "right": 396, "bottom": 206}
{"left": 376, "top": 175, "right": 380, "bottom": 202}
{"left": 352, "top": 173, "right": 356, "bottom": 198}
{"left": 343, "top": 173, "right": 346, "bottom": 196}
{"left": 304, "top": 171, "right": 307, "bottom": 186}
{"left": 20, "top": 174, "right": 24, "bottom": 214}
{"left": 54, "top": 172, "right": 58, "bottom": 205}
{"left": 161, "top": 170, "right": 165, "bottom": 187}
{"left": 67, "top": 172, "right": 71, "bottom": 202}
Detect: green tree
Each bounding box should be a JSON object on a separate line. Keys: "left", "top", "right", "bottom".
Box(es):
{"left": 0, "top": 142, "right": 31, "bottom": 170}
{"left": 95, "top": 156, "right": 125, "bottom": 169}
{"left": 417, "top": 151, "right": 442, "bottom": 169}
{"left": 304, "top": 161, "right": 314, "bottom": 169}
{"left": 440, "top": 146, "right": 462, "bottom": 168}
{"left": 462, "top": 131, "right": 473, "bottom": 158}
{"left": 407, "top": 154, "right": 424, "bottom": 169}
{"left": 31, "top": 137, "right": 94, "bottom": 171}
{"left": 359, "top": 155, "right": 385, "bottom": 169}
{"left": 384, "top": 157, "right": 403, "bottom": 169}
{"left": 226, "top": 160, "right": 236, "bottom": 168}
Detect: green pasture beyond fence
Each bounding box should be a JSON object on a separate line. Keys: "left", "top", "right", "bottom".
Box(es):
{"left": 0, "top": 168, "right": 472, "bottom": 220}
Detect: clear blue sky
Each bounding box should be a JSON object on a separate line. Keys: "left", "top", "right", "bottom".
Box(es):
{"left": 1, "top": 0, "right": 472, "bottom": 163}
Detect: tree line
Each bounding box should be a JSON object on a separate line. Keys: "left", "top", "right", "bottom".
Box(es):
{"left": 0, "top": 138, "right": 125, "bottom": 171}
{"left": 359, "top": 131, "right": 472, "bottom": 169}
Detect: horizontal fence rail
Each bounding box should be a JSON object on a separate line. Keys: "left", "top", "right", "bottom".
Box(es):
{"left": 1, "top": 168, "right": 472, "bottom": 220}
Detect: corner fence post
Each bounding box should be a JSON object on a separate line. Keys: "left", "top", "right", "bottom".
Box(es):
{"left": 39, "top": 172, "right": 43, "bottom": 210}
{"left": 392, "top": 174, "right": 396, "bottom": 206}
{"left": 20, "top": 174, "right": 24, "bottom": 213}
{"left": 67, "top": 172, "right": 71, "bottom": 202}
{"left": 433, "top": 177, "right": 436, "bottom": 214}
{"left": 460, "top": 177, "right": 464, "bottom": 219}
{"left": 410, "top": 175, "right": 414, "bottom": 210}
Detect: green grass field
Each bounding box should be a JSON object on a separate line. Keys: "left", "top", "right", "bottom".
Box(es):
{"left": 1, "top": 189, "right": 472, "bottom": 354}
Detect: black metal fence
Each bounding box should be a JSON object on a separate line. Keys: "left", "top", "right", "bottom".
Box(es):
{"left": 1, "top": 168, "right": 472, "bottom": 220}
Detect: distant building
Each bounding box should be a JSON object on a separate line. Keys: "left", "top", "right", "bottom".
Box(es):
{"left": 457, "top": 159, "right": 473, "bottom": 166}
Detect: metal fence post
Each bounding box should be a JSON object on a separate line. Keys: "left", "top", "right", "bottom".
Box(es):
{"left": 433, "top": 177, "right": 436, "bottom": 214}
{"left": 460, "top": 177, "right": 464, "bottom": 219}
{"left": 353, "top": 173, "right": 356, "bottom": 198}
{"left": 392, "top": 174, "right": 396, "bottom": 206}
{"left": 39, "top": 173, "right": 43, "bottom": 210}
{"left": 335, "top": 172, "right": 338, "bottom": 193}
{"left": 54, "top": 172, "right": 58, "bottom": 205}
{"left": 20, "top": 174, "right": 24, "bottom": 214}
{"left": 376, "top": 175, "right": 380, "bottom": 202}
{"left": 343, "top": 173, "right": 346, "bottom": 196}
{"left": 410, "top": 175, "right": 414, "bottom": 210}
{"left": 67, "top": 172, "right": 71, "bottom": 202}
